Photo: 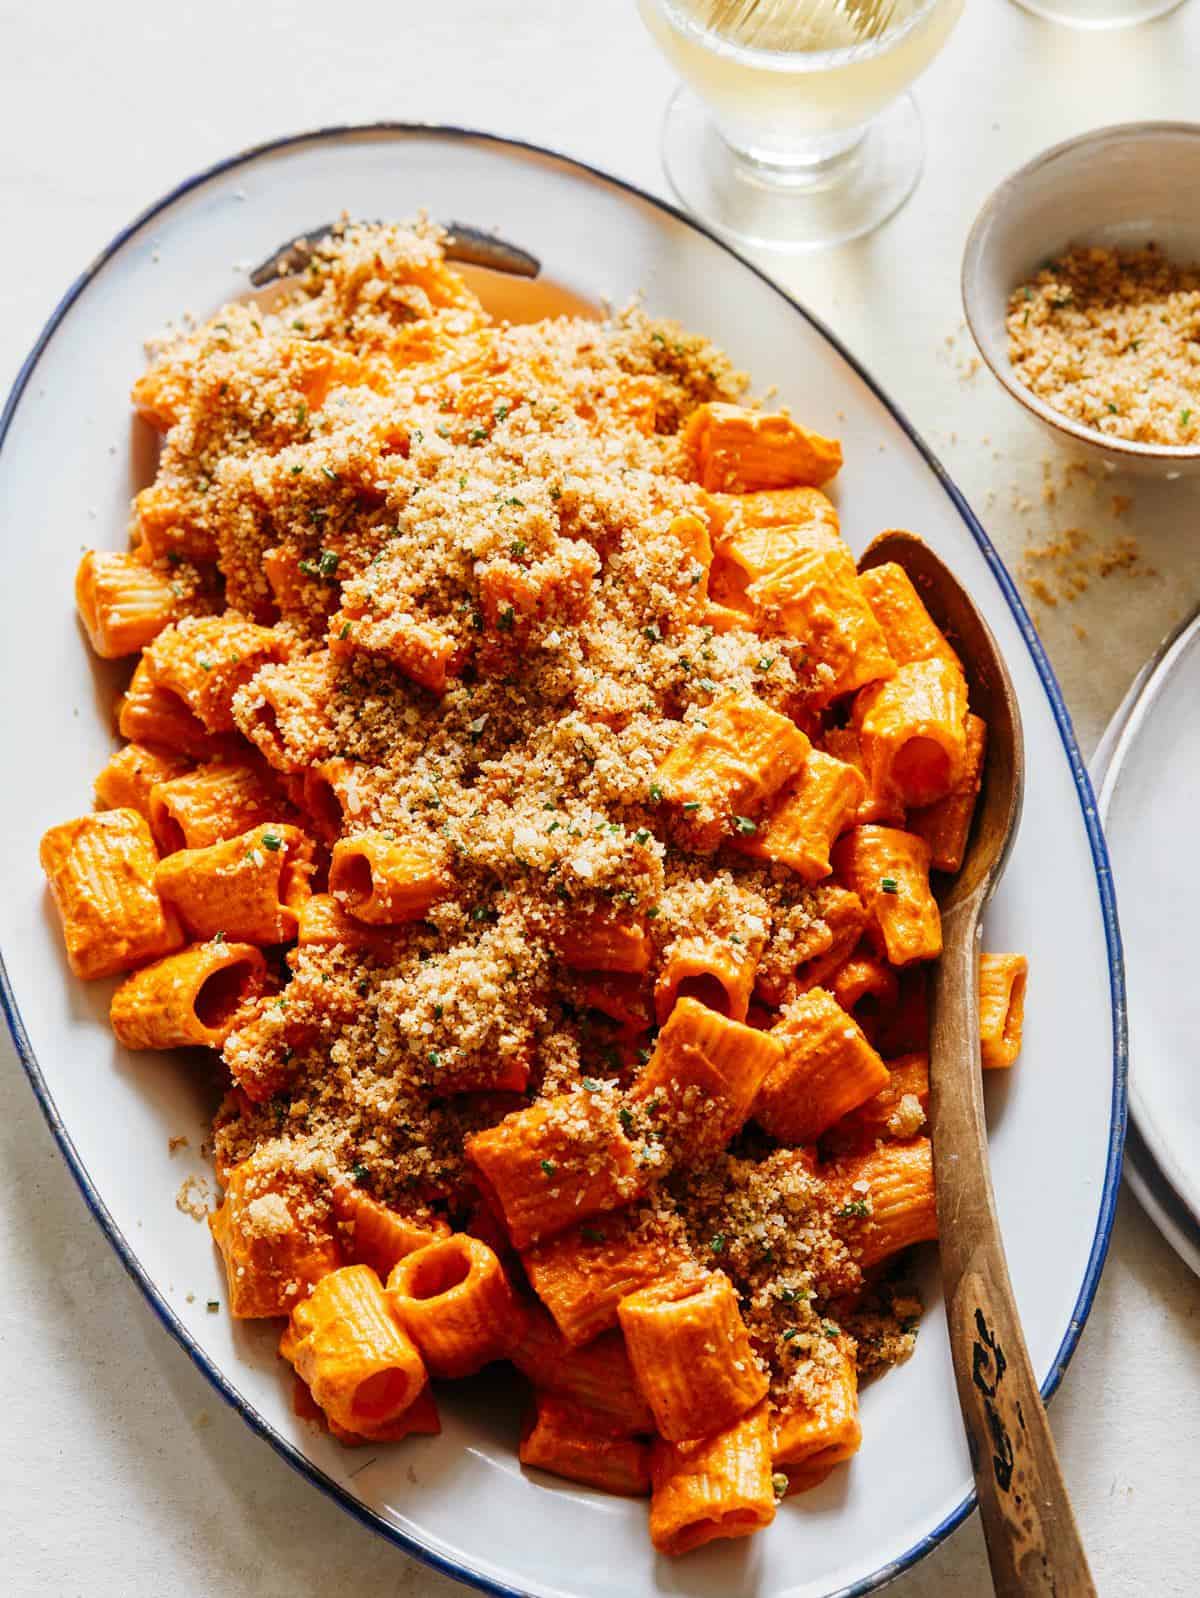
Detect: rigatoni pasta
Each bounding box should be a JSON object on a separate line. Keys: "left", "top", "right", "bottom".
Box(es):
{"left": 39, "top": 219, "right": 1029, "bottom": 1558}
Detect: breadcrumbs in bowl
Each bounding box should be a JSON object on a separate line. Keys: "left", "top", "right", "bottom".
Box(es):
{"left": 1006, "top": 244, "right": 1200, "bottom": 447}
{"left": 961, "top": 121, "right": 1200, "bottom": 476}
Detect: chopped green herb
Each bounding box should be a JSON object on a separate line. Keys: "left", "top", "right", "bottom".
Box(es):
{"left": 351, "top": 1162, "right": 370, "bottom": 1185}
{"left": 879, "top": 876, "right": 899, "bottom": 895}
{"left": 682, "top": 801, "right": 701, "bottom": 813}
{"left": 581, "top": 1077, "right": 601, "bottom": 1092}
{"left": 261, "top": 831, "right": 282, "bottom": 852}
{"left": 339, "top": 621, "right": 351, "bottom": 640}
{"left": 835, "top": 1199, "right": 870, "bottom": 1219}
{"left": 497, "top": 606, "right": 515, "bottom": 633}
{"left": 1183, "top": 409, "right": 1193, "bottom": 426}
{"left": 649, "top": 783, "right": 663, "bottom": 804}
{"left": 427, "top": 1050, "right": 441, "bottom": 1068}
{"left": 708, "top": 1232, "right": 726, "bottom": 1254}
{"left": 318, "top": 548, "right": 339, "bottom": 576}
{"left": 733, "top": 815, "right": 757, "bottom": 835}
{"left": 618, "top": 1106, "right": 635, "bottom": 1135}
{"left": 540, "top": 1159, "right": 557, "bottom": 1179}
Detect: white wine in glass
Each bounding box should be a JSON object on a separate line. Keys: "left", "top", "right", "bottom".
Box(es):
{"left": 638, "top": 0, "right": 964, "bottom": 251}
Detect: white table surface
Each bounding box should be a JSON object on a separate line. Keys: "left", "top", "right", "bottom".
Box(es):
{"left": 3, "top": 2, "right": 1199, "bottom": 1593}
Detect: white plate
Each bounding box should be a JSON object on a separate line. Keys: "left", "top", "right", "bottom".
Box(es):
{"left": 1097, "top": 609, "right": 1200, "bottom": 1266}
{"left": 0, "top": 127, "right": 1125, "bottom": 1598}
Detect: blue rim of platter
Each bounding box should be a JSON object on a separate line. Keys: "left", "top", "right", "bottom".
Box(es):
{"left": 0, "top": 123, "right": 1128, "bottom": 1598}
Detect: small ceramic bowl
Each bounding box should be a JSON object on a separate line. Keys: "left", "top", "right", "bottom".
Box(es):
{"left": 962, "top": 122, "right": 1200, "bottom": 478}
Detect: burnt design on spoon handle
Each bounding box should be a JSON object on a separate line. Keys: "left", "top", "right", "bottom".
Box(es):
{"left": 860, "top": 531, "right": 1096, "bottom": 1598}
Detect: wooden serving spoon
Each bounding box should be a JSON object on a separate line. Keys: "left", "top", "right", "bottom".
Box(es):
{"left": 859, "top": 530, "right": 1097, "bottom": 1598}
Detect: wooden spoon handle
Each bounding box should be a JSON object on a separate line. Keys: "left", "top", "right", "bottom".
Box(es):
{"left": 931, "top": 899, "right": 1096, "bottom": 1598}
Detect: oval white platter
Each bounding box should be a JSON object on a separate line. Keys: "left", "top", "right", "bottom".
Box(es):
{"left": 1097, "top": 607, "right": 1200, "bottom": 1273}
{"left": 0, "top": 127, "right": 1125, "bottom": 1598}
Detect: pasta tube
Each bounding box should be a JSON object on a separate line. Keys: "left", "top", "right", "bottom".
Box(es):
{"left": 154, "top": 823, "right": 315, "bottom": 944}
{"left": 827, "top": 1137, "right": 938, "bottom": 1267}
{"left": 93, "top": 742, "right": 190, "bottom": 821}
{"left": 39, "top": 810, "right": 182, "bottom": 980}
{"left": 386, "top": 1234, "right": 515, "bottom": 1379}
{"left": 857, "top": 559, "right": 963, "bottom": 672}
{"left": 734, "top": 749, "right": 866, "bottom": 882}
{"left": 134, "top": 480, "right": 217, "bottom": 563}
{"left": 330, "top": 604, "right": 462, "bottom": 695}
{"left": 771, "top": 1337, "right": 861, "bottom": 1472}
{"left": 465, "top": 1088, "right": 642, "bottom": 1249}
{"left": 558, "top": 908, "right": 651, "bottom": 975}
{"left": 144, "top": 614, "right": 289, "bottom": 733}
{"left": 829, "top": 947, "right": 899, "bottom": 1018}
{"left": 629, "top": 997, "right": 784, "bottom": 1156}
{"left": 832, "top": 825, "right": 942, "bottom": 966}
{"left": 648, "top": 1401, "right": 776, "bottom": 1557}
{"left": 75, "top": 550, "right": 178, "bottom": 658}
{"left": 331, "top": 1182, "right": 450, "bottom": 1278}
{"left": 754, "top": 988, "right": 890, "bottom": 1144}
{"left": 148, "top": 760, "right": 289, "bottom": 853}
{"left": 654, "top": 692, "right": 810, "bottom": 852}
{"left": 520, "top": 1395, "right": 652, "bottom": 1497}
{"left": 742, "top": 534, "right": 896, "bottom": 705}
{"left": 709, "top": 485, "right": 840, "bottom": 539}
{"left": 508, "top": 1306, "right": 654, "bottom": 1433}
{"left": 329, "top": 831, "right": 449, "bottom": 924}
{"left": 232, "top": 652, "right": 335, "bottom": 774}
{"left": 979, "top": 953, "right": 1028, "bottom": 1069}
{"left": 823, "top": 1053, "right": 930, "bottom": 1156}
{"left": 619, "top": 1270, "right": 768, "bottom": 1442}
{"left": 909, "top": 713, "right": 987, "bottom": 873}
{"left": 280, "top": 1264, "right": 427, "bottom": 1437}
{"left": 119, "top": 658, "right": 236, "bottom": 761}
{"left": 110, "top": 939, "right": 267, "bottom": 1049}
{"left": 295, "top": 893, "right": 410, "bottom": 959}
{"left": 820, "top": 726, "right": 906, "bottom": 826}
{"left": 524, "top": 1209, "right": 689, "bottom": 1348}
{"left": 654, "top": 922, "right": 764, "bottom": 1025}
{"left": 208, "top": 1154, "right": 342, "bottom": 1318}
{"left": 852, "top": 657, "right": 969, "bottom": 809}
{"left": 683, "top": 402, "right": 842, "bottom": 491}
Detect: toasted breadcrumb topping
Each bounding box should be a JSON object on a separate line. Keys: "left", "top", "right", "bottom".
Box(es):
{"left": 131, "top": 220, "right": 918, "bottom": 1395}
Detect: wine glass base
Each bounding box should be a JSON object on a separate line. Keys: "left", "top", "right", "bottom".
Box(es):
{"left": 660, "top": 87, "right": 924, "bottom": 254}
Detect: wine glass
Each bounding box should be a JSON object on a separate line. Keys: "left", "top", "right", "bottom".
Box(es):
{"left": 637, "top": 0, "right": 965, "bottom": 252}
{"left": 1010, "top": 0, "right": 1186, "bottom": 26}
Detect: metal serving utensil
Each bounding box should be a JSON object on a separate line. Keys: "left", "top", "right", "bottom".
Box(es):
{"left": 859, "top": 529, "right": 1097, "bottom": 1598}
{"left": 248, "top": 219, "right": 540, "bottom": 288}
